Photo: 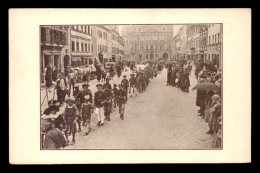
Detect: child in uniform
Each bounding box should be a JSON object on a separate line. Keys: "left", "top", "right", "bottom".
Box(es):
{"left": 63, "top": 97, "right": 79, "bottom": 145}
{"left": 80, "top": 96, "right": 94, "bottom": 135}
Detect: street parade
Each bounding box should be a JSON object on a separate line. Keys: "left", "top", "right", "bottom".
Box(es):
{"left": 41, "top": 59, "right": 222, "bottom": 149}
{"left": 40, "top": 24, "right": 222, "bottom": 150}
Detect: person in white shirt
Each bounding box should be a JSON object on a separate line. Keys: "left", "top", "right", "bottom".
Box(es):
{"left": 68, "top": 69, "right": 77, "bottom": 97}
{"left": 85, "top": 65, "right": 91, "bottom": 83}
{"left": 58, "top": 72, "right": 68, "bottom": 106}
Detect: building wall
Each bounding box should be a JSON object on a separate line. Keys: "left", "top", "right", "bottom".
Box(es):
{"left": 70, "top": 25, "right": 93, "bottom": 66}
{"left": 207, "top": 24, "right": 222, "bottom": 67}
{"left": 121, "top": 25, "right": 174, "bottom": 62}
{"left": 40, "top": 25, "right": 69, "bottom": 82}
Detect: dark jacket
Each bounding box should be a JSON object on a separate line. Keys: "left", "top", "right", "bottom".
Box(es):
{"left": 94, "top": 90, "right": 106, "bottom": 108}
{"left": 102, "top": 83, "right": 112, "bottom": 90}
{"left": 117, "top": 89, "right": 126, "bottom": 104}
{"left": 121, "top": 79, "right": 129, "bottom": 89}
{"left": 76, "top": 89, "right": 93, "bottom": 103}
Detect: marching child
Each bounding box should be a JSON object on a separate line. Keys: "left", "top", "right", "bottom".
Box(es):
{"left": 129, "top": 74, "right": 137, "bottom": 97}
{"left": 112, "top": 84, "right": 118, "bottom": 108}
{"left": 80, "top": 96, "right": 94, "bottom": 135}
{"left": 63, "top": 97, "right": 79, "bottom": 145}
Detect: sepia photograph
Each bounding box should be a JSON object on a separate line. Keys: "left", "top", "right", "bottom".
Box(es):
{"left": 9, "top": 9, "right": 251, "bottom": 163}
{"left": 40, "top": 24, "right": 223, "bottom": 150}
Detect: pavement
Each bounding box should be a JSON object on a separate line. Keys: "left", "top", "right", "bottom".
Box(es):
{"left": 62, "top": 66, "right": 215, "bottom": 149}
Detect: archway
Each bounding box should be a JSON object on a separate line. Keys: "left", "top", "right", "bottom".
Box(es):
{"left": 162, "top": 53, "right": 168, "bottom": 60}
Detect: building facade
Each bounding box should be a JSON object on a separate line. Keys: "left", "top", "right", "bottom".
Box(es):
{"left": 40, "top": 25, "right": 70, "bottom": 82}
{"left": 118, "top": 36, "right": 125, "bottom": 61}
{"left": 111, "top": 29, "right": 120, "bottom": 62}
{"left": 199, "top": 25, "right": 208, "bottom": 62}
{"left": 186, "top": 24, "right": 202, "bottom": 60}
{"left": 121, "top": 25, "right": 174, "bottom": 62}
{"left": 207, "top": 24, "right": 222, "bottom": 68}
{"left": 70, "top": 25, "right": 94, "bottom": 66}
{"left": 92, "top": 25, "right": 113, "bottom": 63}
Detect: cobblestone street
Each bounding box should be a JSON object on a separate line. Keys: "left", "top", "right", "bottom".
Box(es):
{"left": 64, "top": 67, "right": 215, "bottom": 149}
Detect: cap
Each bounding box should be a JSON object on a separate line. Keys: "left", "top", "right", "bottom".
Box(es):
{"left": 82, "top": 83, "right": 90, "bottom": 88}
{"left": 66, "top": 97, "right": 75, "bottom": 103}
{"left": 96, "top": 84, "right": 103, "bottom": 87}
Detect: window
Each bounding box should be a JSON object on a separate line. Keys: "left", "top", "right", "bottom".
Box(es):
{"left": 76, "top": 42, "right": 79, "bottom": 51}
{"left": 81, "top": 43, "right": 84, "bottom": 52}
{"left": 218, "top": 33, "right": 220, "bottom": 43}
{"left": 88, "top": 44, "right": 91, "bottom": 53}
{"left": 72, "top": 41, "right": 75, "bottom": 51}
{"left": 215, "top": 34, "right": 217, "bottom": 43}
{"left": 88, "top": 26, "right": 90, "bottom": 34}
{"left": 209, "top": 36, "right": 211, "bottom": 45}
{"left": 83, "top": 26, "right": 85, "bottom": 33}
{"left": 85, "top": 43, "right": 87, "bottom": 52}
{"left": 91, "top": 44, "right": 93, "bottom": 52}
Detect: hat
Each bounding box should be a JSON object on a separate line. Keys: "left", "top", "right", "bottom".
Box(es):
{"left": 82, "top": 83, "right": 90, "bottom": 88}
{"left": 106, "top": 78, "right": 110, "bottom": 81}
{"left": 130, "top": 74, "right": 135, "bottom": 76}
{"left": 96, "top": 84, "right": 103, "bottom": 87}
{"left": 113, "top": 84, "right": 117, "bottom": 87}
{"left": 41, "top": 118, "right": 53, "bottom": 132}
{"left": 66, "top": 97, "right": 75, "bottom": 103}
{"left": 123, "top": 75, "right": 127, "bottom": 77}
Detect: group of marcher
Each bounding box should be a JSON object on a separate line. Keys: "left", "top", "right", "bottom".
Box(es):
{"left": 195, "top": 61, "right": 222, "bottom": 148}
{"left": 40, "top": 63, "right": 161, "bottom": 149}
{"left": 166, "top": 60, "right": 192, "bottom": 92}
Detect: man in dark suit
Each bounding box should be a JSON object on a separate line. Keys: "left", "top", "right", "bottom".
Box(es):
{"left": 117, "top": 84, "right": 127, "bottom": 120}
{"left": 103, "top": 84, "right": 113, "bottom": 121}
{"left": 121, "top": 75, "right": 129, "bottom": 102}
{"left": 102, "top": 78, "right": 112, "bottom": 90}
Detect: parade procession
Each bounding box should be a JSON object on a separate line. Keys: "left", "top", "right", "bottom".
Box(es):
{"left": 40, "top": 24, "right": 222, "bottom": 150}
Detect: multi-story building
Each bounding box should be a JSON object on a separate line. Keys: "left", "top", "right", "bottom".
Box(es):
{"left": 173, "top": 33, "right": 180, "bottom": 60}
{"left": 92, "top": 25, "right": 112, "bottom": 63}
{"left": 179, "top": 25, "right": 187, "bottom": 60}
{"left": 70, "top": 25, "right": 93, "bottom": 66}
{"left": 121, "top": 25, "right": 174, "bottom": 62}
{"left": 118, "top": 36, "right": 125, "bottom": 61}
{"left": 40, "top": 25, "right": 70, "bottom": 82}
{"left": 199, "top": 25, "right": 208, "bottom": 62}
{"left": 207, "top": 24, "right": 222, "bottom": 68}
{"left": 186, "top": 24, "right": 202, "bottom": 60}
{"left": 111, "top": 29, "right": 120, "bottom": 62}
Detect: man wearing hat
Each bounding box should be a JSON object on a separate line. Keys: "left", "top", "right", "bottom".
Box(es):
{"left": 129, "top": 74, "right": 136, "bottom": 97}
{"left": 121, "top": 75, "right": 129, "bottom": 102}
{"left": 103, "top": 84, "right": 113, "bottom": 121}
{"left": 94, "top": 84, "right": 107, "bottom": 126}
{"left": 102, "top": 78, "right": 112, "bottom": 90}
{"left": 76, "top": 83, "right": 93, "bottom": 106}
{"left": 63, "top": 97, "right": 79, "bottom": 145}
{"left": 117, "top": 84, "right": 126, "bottom": 120}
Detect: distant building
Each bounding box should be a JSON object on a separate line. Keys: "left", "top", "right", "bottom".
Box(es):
{"left": 121, "top": 25, "right": 174, "bottom": 62}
